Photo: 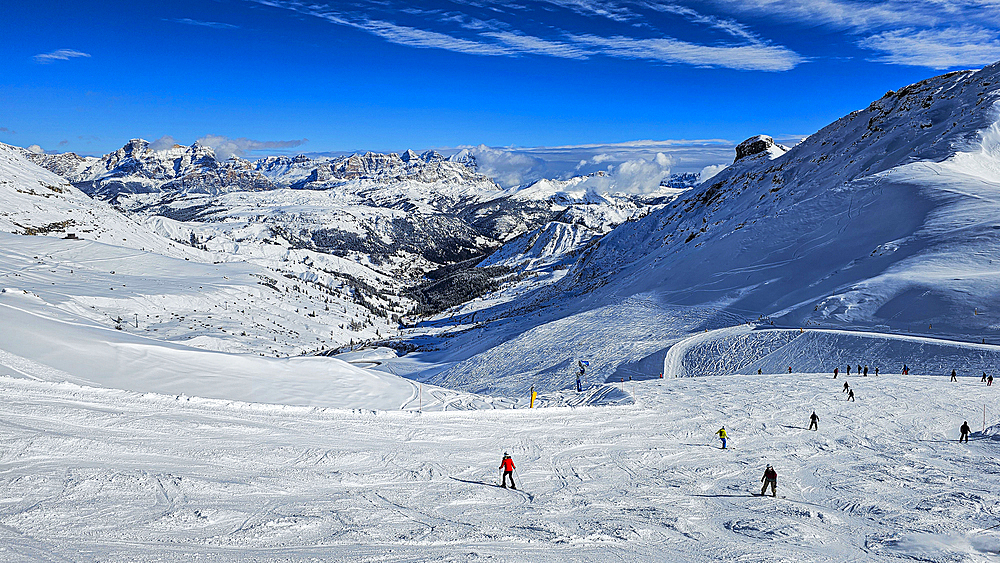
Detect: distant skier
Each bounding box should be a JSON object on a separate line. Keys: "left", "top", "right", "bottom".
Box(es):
{"left": 499, "top": 452, "right": 516, "bottom": 489}
{"left": 857, "top": 364, "right": 861, "bottom": 376}
{"left": 846, "top": 365, "right": 851, "bottom": 376}
{"left": 715, "top": 426, "right": 728, "bottom": 449}
{"left": 760, "top": 465, "right": 777, "bottom": 497}
{"left": 960, "top": 421, "right": 971, "bottom": 443}
{"left": 848, "top": 389, "right": 855, "bottom": 402}
{"left": 863, "top": 366, "right": 868, "bottom": 377}
{"left": 758, "top": 368, "right": 762, "bottom": 375}
{"left": 843, "top": 382, "right": 850, "bottom": 392}
{"left": 875, "top": 367, "right": 879, "bottom": 376}
{"left": 983, "top": 372, "right": 988, "bottom": 382}
{"left": 902, "top": 364, "right": 909, "bottom": 375}
{"left": 989, "top": 374, "right": 994, "bottom": 386}
{"left": 833, "top": 367, "right": 839, "bottom": 379}
{"left": 809, "top": 411, "right": 819, "bottom": 431}
{"left": 951, "top": 370, "right": 958, "bottom": 382}
{"left": 788, "top": 366, "right": 792, "bottom": 373}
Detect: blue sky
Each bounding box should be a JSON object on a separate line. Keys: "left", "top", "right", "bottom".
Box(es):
{"left": 4, "top": 0, "right": 1000, "bottom": 167}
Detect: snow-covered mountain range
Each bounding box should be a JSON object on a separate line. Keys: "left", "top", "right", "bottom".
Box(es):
{"left": 24, "top": 138, "right": 691, "bottom": 322}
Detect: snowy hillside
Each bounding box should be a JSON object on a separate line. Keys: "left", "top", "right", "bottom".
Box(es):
{"left": 0, "top": 144, "right": 408, "bottom": 356}
{"left": 558, "top": 64, "right": 1000, "bottom": 341}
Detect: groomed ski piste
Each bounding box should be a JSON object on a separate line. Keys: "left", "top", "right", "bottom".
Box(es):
{"left": 3, "top": 336, "right": 1000, "bottom": 561}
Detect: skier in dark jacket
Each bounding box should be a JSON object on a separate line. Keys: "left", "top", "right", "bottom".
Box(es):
{"left": 499, "top": 453, "right": 516, "bottom": 489}
{"left": 843, "top": 382, "right": 850, "bottom": 392}
{"left": 875, "top": 367, "right": 879, "bottom": 376}
{"left": 761, "top": 465, "right": 777, "bottom": 497}
{"left": 809, "top": 411, "right": 819, "bottom": 431}
{"left": 951, "top": 369, "right": 958, "bottom": 381}
{"left": 983, "top": 372, "right": 988, "bottom": 382}
{"left": 863, "top": 366, "right": 868, "bottom": 377}
{"left": 989, "top": 374, "right": 994, "bottom": 386}
{"left": 833, "top": 368, "right": 839, "bottom": 379}
{"left": 960, "top": 421, "right": 971, "bottom": 443}
{"left": 846, "top": 365, "right": 851, "bottom": 376}
{"left": 848, "top": 389, "right": 855, "bottom": 402}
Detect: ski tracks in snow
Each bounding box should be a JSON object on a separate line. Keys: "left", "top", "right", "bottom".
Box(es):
{"left": 2, "top": 372, "right": 1000, "bottom": 560}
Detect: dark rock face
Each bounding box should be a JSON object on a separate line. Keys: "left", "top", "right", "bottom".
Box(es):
{"left": 734, "top": 135, "right": 776, "bottom": 162}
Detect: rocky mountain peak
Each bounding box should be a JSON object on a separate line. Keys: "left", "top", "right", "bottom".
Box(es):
{"left": 734, "top": 135, "right": 787, "bottom": 163}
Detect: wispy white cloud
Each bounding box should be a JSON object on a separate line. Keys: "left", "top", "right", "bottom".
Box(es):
{"left": 705, "top": 0, "right": 1000, "bottom": 69}
{"left": 451, "top": 140, "right": 738, "bottom": 189}
{"left": 166, "top": 18, "right": 240, "bottom": 29}
{"left": 196, "top": 135, "right": 309, "bottom": 159}
{"left": 700, "top": 163, "right": 729, "bottom": 181}
{"left": 484, "top": 31, "right": 590, "bottom": 59}
{"left": 360, "top": 19, "right": 515, "bottom": 55}
{"left": 245, "top": 0, "right": 805, "bottom": 71}
{"left": 150, "top": 135, "right": 181, "bottom": 151}
{"left": 535, "top": 0, "right": 639, "bottom": 22}
{"left": 572, "top": 34, "right": 803, "bottom": 71}
{"left": 859, "top": 26, "right": 1000, "bottom": 69}
{"left": 33, "top": 49, "right": 91, "bottom": 64}
{"left": 642, "top": 2, "right": 761, "bottom": 42}
{"left": 707, "top": 0, "right": 944, "bottom": 32}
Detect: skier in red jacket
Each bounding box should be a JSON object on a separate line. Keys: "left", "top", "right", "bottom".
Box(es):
{"left": 499, "top": 453, "right": 516, "bottom": 489}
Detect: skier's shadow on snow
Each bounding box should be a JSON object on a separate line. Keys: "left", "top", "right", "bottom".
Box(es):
{"left": 917, "top": 436, "right": 991, "bottom": 443}
{"left": 779, "top": 425, "right": 809, "bottom": 430}
{"left": 690, "top": 493, "right": 749, "bottom": 498}
{"left": 450, "top": 476, "right": 535, "bottom": 502}
{"left": 682, "top": 443, "right": 720, "bottom": 448}
{"left": 450, "top": 476, "right": 500, "bottom": 488}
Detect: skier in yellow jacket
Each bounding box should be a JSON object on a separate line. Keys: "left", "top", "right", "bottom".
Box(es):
{"left": 715, "top": 426, "right": 728, "bottom": 449}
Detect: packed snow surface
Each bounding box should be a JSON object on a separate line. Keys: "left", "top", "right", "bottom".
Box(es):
{"left": 2, "top": 368, "right": 1000, "bottom": 561}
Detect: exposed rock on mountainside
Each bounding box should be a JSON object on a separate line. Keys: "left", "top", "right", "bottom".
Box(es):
{"left": 734, "top": 135, "right": 788, "bottom": 162}
{"left": 26, "top": 139, "right": 278, "bottom": 198}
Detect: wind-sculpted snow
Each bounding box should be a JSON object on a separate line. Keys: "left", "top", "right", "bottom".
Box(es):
{"left": 2, "top": 365, "right": 999, "bottom": 561}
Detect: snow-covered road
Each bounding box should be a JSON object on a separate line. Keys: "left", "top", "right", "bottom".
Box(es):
{"left": 2, "top": 369, "right": 999, "bottom": 561}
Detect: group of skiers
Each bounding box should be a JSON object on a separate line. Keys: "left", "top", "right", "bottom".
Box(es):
{"left": 833, "top": 364, "right": 878, "bottom": 378}
{"left": 498, "top": 361, "right": 990, "bottom": 495}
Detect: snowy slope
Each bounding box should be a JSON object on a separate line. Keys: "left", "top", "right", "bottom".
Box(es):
{"left": 0, "top": 142, "right": 204, "bottom": 258}
{"left": 2, "top": 367, "right": 999, "bottom": 561}
{"left": 557, "top": 64, "right": 1000, "bottom": 341}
